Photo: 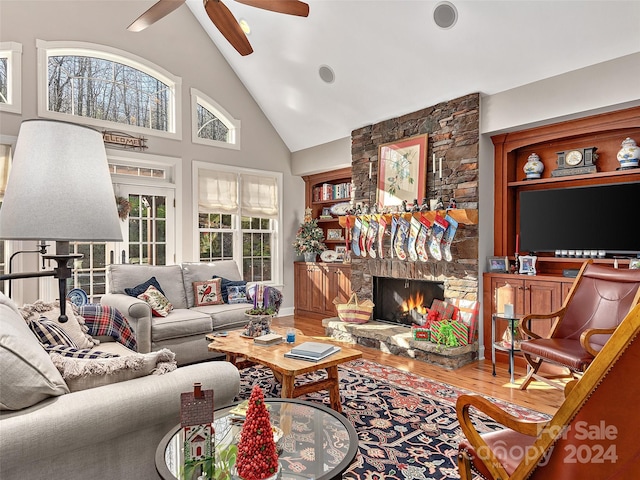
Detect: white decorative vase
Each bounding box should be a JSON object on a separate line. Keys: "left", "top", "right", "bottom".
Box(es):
{"left": 523, "top": 153, "right": 544, "bottom": 179}
{"left": 617, "top": 137, "right": 640, "bottom": 169}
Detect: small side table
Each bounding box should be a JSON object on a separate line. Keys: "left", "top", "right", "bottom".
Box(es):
{"left": 491, "top": 313, "right": 524, "bottom": 384}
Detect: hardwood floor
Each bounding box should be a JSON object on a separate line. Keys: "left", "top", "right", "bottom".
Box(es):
{"left": 272, "top": 314, "right": 564, "bottom": 416}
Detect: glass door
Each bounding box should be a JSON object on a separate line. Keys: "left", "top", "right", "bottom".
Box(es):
{"left": 68, "top": 184, "right": 175, "bottom": 302}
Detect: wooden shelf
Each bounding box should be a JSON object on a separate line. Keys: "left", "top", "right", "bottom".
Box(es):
{"left": 337, "top": 209, "right": 478, "bottom": 228}
{"left": 508, "top": 166, "right": 639, "bottom": 187}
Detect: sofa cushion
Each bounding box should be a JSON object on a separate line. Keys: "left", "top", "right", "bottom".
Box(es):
{"left": 50, "top": 348, "right": 177, "bottom": 392}
{"left": 29, "top": 318, "right": 78, "bottom": 348}
{"left": 108, "top": 264, "right": 188, "bottom": 309}
{"left": 193, "top": 278, "right": 224, "bottom": 306}
{"left": 137, "top": 285, "right": 174, "bottom": 317}
{"left": 124, "top": 276, "right": 166, "bottom": 298}
{"left": 19, "top": 300, "right": 98, "bottom": 349}
{"left": 227, "top": 284, "right": 250, "bottom": 304}
{"left": 182, "top": 261, "right": 243, "bottom": 308}
{"left": 0, "top": 292, "right": 69, "bottom": 410}
{"left": 151, "top": 309, "right": 213, "bottom": 342}
{"left": 215, "top": 276, "right": 249, "bottom": 303}
{"left": 191, "top": 302, "right": 251, "bottom": 331}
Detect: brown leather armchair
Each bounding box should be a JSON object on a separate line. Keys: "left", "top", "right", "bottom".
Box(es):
{"left": 518, "top": 260, "right": 640, "bottom": 390}
{"left": 457, "top": 303, "right": 640, "bottom": 479}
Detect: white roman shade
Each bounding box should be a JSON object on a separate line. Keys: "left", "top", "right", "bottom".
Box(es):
{"left": 241, "top": 174, "right": 279, "bottom": 219}
{"left": 198, "top": 169, "right": 239, "bottom": 214}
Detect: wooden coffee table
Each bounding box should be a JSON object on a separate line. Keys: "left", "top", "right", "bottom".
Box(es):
{"left": 207, "top": 330, "right": 362, "bottom": 412}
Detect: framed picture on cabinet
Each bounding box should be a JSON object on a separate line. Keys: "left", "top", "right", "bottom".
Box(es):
{"left": 630, "top": 259, "right": 640, "bottom": 269}
{"left": 487, "top": 256, "right": 509, "bottom": 273}
{"left": 376, "top": 133, "right": 428, "bottom": 211}
{"left": 335, "top": 245, "right": 347, "bottom": 261}
{"left": 327, "top": 228, "right": 343, "bottom": 240}
{"left": 519, "top": 255, "right": 537, "bottom": 275}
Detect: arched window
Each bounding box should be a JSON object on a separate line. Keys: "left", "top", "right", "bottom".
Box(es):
{"left": 191, "top": 88, "right": 241, "bottom": 150}
{"left": 37, "top": 40, "right": 182, "bottom": 140}
{"left": 0, "top": 42, "right": 22, "bottom": 114}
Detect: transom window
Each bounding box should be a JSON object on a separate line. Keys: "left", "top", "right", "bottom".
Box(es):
{"left": 0, "top": 42, "right": 22, "bottom": 114}
{"left": 191, "top": 88, "right": 241, "bottom": 150}
{"left": 196, "top": 164, "right": 281, "bottom": 283}
{"left": 37, "top": 40, "right": 182, "bottom": 140}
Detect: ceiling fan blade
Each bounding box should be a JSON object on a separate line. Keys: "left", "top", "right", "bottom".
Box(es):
{"left": 205, "top": 0, "right": 253, "bottom": 56}
{"left": 234, "top": 0, "right": 309, "bottom": 17}
{"left": 127, "top": 0, "right": 186, "bottom": 32}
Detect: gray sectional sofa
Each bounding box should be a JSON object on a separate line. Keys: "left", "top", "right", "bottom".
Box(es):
{"left": 0, "top": 291, "right": 241, "bottom": 480}
{"left": 101, "top": 261, "right": 258, "bottom": 365}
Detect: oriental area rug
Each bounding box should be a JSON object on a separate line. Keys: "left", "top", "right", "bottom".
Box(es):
{"left": 237, "top": 359, "right": 550, "bottom": 480}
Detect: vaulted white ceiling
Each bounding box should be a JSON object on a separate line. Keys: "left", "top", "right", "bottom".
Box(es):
{"left": 184, "top": 0, "right": 640, "bottom": 152}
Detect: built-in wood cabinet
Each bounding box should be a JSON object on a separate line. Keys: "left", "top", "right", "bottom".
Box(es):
{"left": 302, "top": 167, "right": 352, "bottom": 249}
{"left": 294, "top": 262, "right": 351, "bottom": 319}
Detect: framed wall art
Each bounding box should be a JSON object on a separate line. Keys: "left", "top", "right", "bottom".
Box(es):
{"left": 377, "top": 133, "right": 428, "bottom": 210}
{"left": 327, "top": 228, "right": 343, "bottom": 240}
{"left": 334, "top": 245, "right": 347, "bottom": 261}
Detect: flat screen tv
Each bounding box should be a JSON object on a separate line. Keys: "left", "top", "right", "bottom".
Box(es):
{"left": 519, "top": 182, "right": 639, "bottom": 255}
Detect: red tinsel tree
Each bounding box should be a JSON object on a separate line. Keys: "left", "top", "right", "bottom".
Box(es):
{"left": 235, "top": 385, "right": 279, "bottom": 480}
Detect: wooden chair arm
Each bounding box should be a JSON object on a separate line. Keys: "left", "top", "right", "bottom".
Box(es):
{"left": 519, "top": 307, "right": 566, "bottom": 340}
{"left": 580, "top": 327, "right": 616, "bottom": 356}
{"left": 456, "top": 394, "right": 546, "bottom": 480}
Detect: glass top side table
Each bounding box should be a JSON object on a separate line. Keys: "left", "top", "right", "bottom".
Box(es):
{"left": 156, "top": 398, "right": 359, "bottom": 480}
{"left": 491, "top": 313, "right": 525, "bottom": 384}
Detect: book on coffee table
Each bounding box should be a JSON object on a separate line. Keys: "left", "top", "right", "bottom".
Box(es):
{"left": 284, "top": 342, "right": 341, "bottom": 362}
{"left": 254, "top": 333, "right": 284, "bottom": 346}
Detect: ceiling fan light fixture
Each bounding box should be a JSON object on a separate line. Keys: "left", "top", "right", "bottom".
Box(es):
{"left": 239, "top": 18, "right": 251, "bottom": 35}
{"left": 433, "top": 1, "right": 458, "bottom": 29}
{"left": 319, "top": 65, "right": 335, "bottom": 84}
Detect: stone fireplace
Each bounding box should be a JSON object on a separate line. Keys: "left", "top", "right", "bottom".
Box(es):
{"left": 324, "top": 93, "right": 481, "bottom": 368}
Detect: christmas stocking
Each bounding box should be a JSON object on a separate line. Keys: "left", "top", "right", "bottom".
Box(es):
{"left": 390, "top": 215, "right": 399, "bottom": 259}
{"left": 359, "top": 215, "right": 370, "bottom": 257}
{"left": 351, "top": 216, "right": 362, "bottom": 257}
{"left": 416, "top": 214, "right": 431, "bottom": 262}
{"left": 377, "top": 214, "right": 388, "bottom": 259}
{"left": 428, "top": 214, "right": 449, "bottom": 261}
{"left": 442, "top": 214, "right": 459, "bottom": 262}
{"left": 367, "top": 216, "right": 379, "bottom": 258}
{"left": 394, "top": 216, "right": 410, "bottom": 260}
{"left": 407, "top": 215, "right": 421, "bottom": 261}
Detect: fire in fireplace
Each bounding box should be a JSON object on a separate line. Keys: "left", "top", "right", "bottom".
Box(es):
{"left": 373, "top": 276, "right": 445, "bottom": 327}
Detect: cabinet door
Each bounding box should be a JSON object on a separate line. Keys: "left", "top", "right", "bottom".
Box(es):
{"left": 326, "top": 264, "right": 351, "bottom": 315}
{"left": 308, "top": 264, "right": 327, "bottom": 314}
{"left": 525, "top": 279, "right": 562, "bottom": 338}
{"left": 294, "top": 262, "right": 312, "bottom": 313}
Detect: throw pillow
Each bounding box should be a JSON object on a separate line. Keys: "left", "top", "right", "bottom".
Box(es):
{"left": 214, "top": 276, "right": 248, "bottom": 303}
{"left": 28, "top": 318, "right": 78, "bottom": 348}
{"left": 137, "top": 285, "right": 173, "bottom": 317}
{"left": 227, "top": 284, "right": 249, "bottom": 304}
{"left": 49, "top": 348, "right": 177, "bottom": 392}
{"left": 19, "top": 300, "right": 98, "bottom": 349}
{"left": 193, "top": 278, "right": 224, "bottom": 306}
{"left": 124, "top": 276, "right": 166, "bottom": 298}
{"left": 1, "top": 292, "right": 70, "bottom": 411}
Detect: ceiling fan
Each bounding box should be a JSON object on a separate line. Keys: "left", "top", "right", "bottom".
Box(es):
{"left": 127, "top": 0, "right": 309, "bottom": 56}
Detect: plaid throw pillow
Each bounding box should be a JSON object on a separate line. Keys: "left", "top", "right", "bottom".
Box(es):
{"left": 45, "top": 345, "right": 119, "bottom": 359}
{"left": 29, "top": 318, "right": 78, "bottom": 348}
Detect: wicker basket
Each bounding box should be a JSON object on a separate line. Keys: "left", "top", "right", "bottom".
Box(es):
{"left": 333, "top": 293, "right": 374, "bottom": 324}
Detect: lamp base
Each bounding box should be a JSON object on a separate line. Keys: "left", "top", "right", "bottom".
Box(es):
{"left": 43, "top": 253, "right": 82, "bottom": 323}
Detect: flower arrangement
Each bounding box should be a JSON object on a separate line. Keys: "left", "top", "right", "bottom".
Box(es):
{"left": 292, "top": 210, "right": 327, "bottom": 256}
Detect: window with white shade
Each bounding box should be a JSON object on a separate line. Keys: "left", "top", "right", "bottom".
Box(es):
{"left": 196, "top": 164, "right": 281, "bottom": 283}
{"left": 0, "top": 42, "right": 22, "bottom": 114}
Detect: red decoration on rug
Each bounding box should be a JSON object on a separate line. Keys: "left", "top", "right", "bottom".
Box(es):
{"left": 236, "top": 385, "right": 279, "bottom": 480}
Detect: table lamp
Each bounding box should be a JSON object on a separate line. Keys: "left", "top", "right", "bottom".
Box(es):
{"left": 0, "top": 119, "right": 123, "bottom": 321}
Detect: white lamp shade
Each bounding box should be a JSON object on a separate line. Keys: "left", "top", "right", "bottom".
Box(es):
{"left": 0, "top": 119, "right": 123, "bottom": 242}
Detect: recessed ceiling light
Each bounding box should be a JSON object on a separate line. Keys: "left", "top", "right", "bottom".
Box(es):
{"left": 239, "top": 18, "right": 251, "bottom": 35}
{"left": 319, "top": 65, "right": 335, "bottom": 84}
{"left": 433, "top": 1, "right": 458, "bottom": 29}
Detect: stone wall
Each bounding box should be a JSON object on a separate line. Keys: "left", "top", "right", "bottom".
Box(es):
{"left": 349, "top": 93, "right": 480, "bottom": 304}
